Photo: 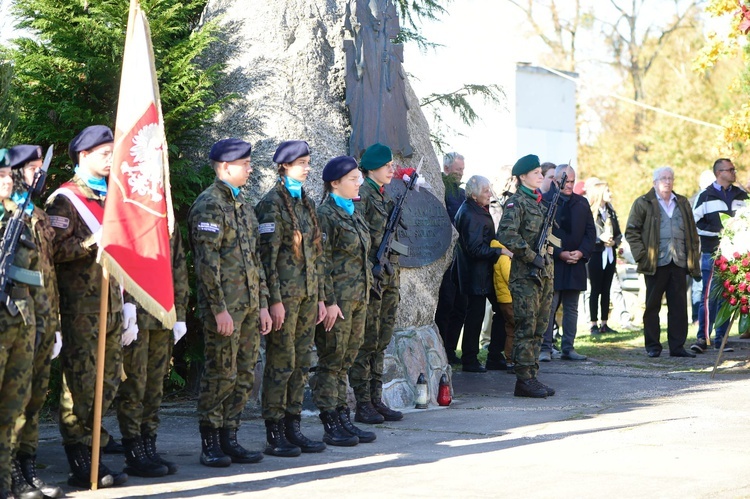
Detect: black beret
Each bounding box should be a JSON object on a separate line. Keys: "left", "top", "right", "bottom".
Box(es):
{"left": 512, "top": 154, "right": 541, "bottom": 176}
{"left": 68, "top": 125, "right": 114, "bottom": 164}
{"left": 322, "top": 156, "right": 358, "bottom": 182}
{"left": 273, "top": 140, "right": 310, "bottom": 164}
{"left": 209, "top": 138, "right": 252, "bottom": 162}
{"left": 8, "top": 145, "right": 43, "bottom": 169}
{"left": 360, "top": 143, "right": 393, "bottom": 171}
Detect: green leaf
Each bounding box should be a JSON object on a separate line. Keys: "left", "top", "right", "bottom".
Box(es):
{"left": 715, "top": 301, "right": 736, "bottom": 329}
{"left": 739, "top": 312, "right": 750, "bottom": 335}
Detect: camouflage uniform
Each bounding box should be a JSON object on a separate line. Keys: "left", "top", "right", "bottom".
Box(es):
{"left": 256, "top": 181, "right": 324, "bottom": 422}
{"left": 188, "top": 179, "right": 268, "bottom": 429}
{"left": 0, "top": 200, "right": 38, "bottom": 491}
{"left": 313, "top": 197, "right": 372, "bottom": 411}
{"left": 116, "top": 229, "right": 189, "bottom": 438}
{"left": 350, "top": 179, "right": 400, "bottom": 403}
{"left": 496, "top": 189, "right": 554, "bottom": 381}
{"left": 16, "top": 205, "right": 59, "bottom": 457}
{"left": 45, "top": 175, "right": 124, "bottom": 447}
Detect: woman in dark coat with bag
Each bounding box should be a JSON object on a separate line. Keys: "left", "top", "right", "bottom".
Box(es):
{"left": 453, "top": 175, "right": 506, "bottom": 372}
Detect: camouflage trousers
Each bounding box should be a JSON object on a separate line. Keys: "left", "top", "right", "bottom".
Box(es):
{"left": 16, "top": 314, "right": 55, "bottom": 456}
{"left": 262, "top": 296, "right": 316, "bottom": 422}
{"left": 198, "top": 306, "right": 260, "bottom": 429}
{"left": 0, "top": 316, "right": 35, "bottom": 490}
{"left": 510, "top": 275, "right": 553, "bottom": 381}
{"left": 58, "top": 312, "right": 122, "bottom": 446}
{"left": 116, "top": 328, "right": 173, "bottom": 439}
{"left": 313, "top": 300, "right": 367, "bottom": 412}
{"left": 350, "top": 283, "right": 399, "bottom": 403}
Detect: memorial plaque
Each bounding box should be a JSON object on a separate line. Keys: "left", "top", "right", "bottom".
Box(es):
{"left": 384, "top": 180, "right": 452, "bottom": 268}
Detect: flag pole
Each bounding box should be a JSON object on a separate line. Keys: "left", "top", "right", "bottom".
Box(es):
{"left": 89, "top": 269, "right": 110, "bottom": 490}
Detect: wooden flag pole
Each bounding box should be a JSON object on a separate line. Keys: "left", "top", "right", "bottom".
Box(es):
{"left": 90, "top": 269, "right": 110, "bottom": 490}
{"left": 711, "top": 316, "right": 735, "bottom": 379}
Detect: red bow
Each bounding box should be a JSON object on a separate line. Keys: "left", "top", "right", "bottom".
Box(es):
{"left": 536, "top": 189, "right": 542, "bottom": 203}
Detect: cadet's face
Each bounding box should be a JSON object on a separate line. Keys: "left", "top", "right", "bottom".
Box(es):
{"left": 0, "top": 167, "right": 12, "bottom": 200}
{"left": 284, "top": 155, "right": 311, "bottom": 182}
{"left": 368, "top": 161, "right": 395, "bottom": 186}
{"left": 221, "top": 157, "right": 252, "bottom": 187}
{"left": 22, "top": 159, "right": 43, "bottom": 186}
{"left": 332, "top": 169, "right": 364, "bottom": 200}
{"left": 80, "top": 142, "right": 114, "bottom": 178}
{"left": 520, "top": 167, "right": 544, "bottom": 190}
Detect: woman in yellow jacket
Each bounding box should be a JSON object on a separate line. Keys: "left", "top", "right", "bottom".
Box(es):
{"left": 490, "top": 240, "right": 515, "bottom": 372}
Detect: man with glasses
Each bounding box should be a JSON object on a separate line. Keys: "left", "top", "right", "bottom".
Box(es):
{"left": 690, "top": 159, "right": 748, "bottom": 353}
{"left": 625, "top": 167, "right": 701, "bottom": 358}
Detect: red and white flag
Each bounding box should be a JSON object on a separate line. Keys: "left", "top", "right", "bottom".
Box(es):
{"left": 99, "top": 0, "right": 176, "bottom": 328}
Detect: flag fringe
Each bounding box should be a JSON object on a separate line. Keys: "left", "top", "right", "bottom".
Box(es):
{"left": 99, "top": 251, "right": 177, "bottom": 330}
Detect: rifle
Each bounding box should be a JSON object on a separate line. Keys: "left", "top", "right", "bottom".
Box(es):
{"left": 0, "top": 146, "right": 52, "bottom": 315}
{"left": 371, "top": 159, "right": 421, "bottom": 300}
{"left": 529, "top": 171, "right": 567, "bottom": 286}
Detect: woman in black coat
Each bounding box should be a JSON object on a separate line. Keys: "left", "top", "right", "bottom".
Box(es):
{"left": 453, "top": 175, "right": 504, "bottom": 372}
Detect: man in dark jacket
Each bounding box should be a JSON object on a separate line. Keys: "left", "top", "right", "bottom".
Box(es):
{"left": 690, "top": 158, "right": 748, "bottom": 353}
{"left": 540, "top": 165, "right": 596, "bottom": 361}
{"left": 434, "top": 153, "right": 467, "bottom": 364}
{"left": 625, "top": 167, "right": 701, "bottom": 358}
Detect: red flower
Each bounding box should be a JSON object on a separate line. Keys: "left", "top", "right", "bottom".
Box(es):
{"left": 741, "top": 295, "right": 748, "bottom": 305}
{"left": 742, "top": 258, "right": 750, "bottom": 267}
{"left": 730, "top": 297, "right": 738, "bottom": 306}
{"left": 723, "top": 292, "right": 730, "bottom": 299}
{"left": 746, "top": 272, "right": 750, "bottom": 281}
{"left": 720, "top": 263, "right": 729, "bottom": 271}
{"left": 740, "top": 282, "right": 748, "bottom": 292}
{"left": 731, "top": 265, "right": 740, "bottom": 274}
{"left": 742, "top": 305, "right": 750, "bottom": 315}
{"left": 729, "top": 285, "right": 736, "bottom": 293}
{"left": 734, "top": 251, "right": 742, "bottom": 259}
{"left": 725, "top": 279, "right": 732, "bottom": 289}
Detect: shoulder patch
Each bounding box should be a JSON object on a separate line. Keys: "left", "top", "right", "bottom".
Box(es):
{"left": 505, "top": 202, "right": 514, "bottom": 209}
{"left": 197, "top": 222, "right": 220, "bottom": 234}
{"left": 49, "top": 215, "right": 70, "bottom": 229}
{"left": 259, "top": 222, "right": 275, "bottom": 234}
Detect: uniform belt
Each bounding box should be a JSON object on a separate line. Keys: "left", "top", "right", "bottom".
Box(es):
{"left": 10, "top": 286, "right": 29, "bottom": 300}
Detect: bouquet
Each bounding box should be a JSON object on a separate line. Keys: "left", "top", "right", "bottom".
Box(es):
{"left": 713, "top": 206, "right": 750, "bottom": 333}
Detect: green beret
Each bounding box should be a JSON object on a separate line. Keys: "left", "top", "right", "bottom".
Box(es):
{"left": 512, "top": 154, "right": 540, "bottom": 176}
{"left": 360, "top": 143, "right": 393, "bottom": 171}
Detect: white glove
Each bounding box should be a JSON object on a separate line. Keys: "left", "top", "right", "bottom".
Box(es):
{"left": 122, "top": 303, "right": 139, "bottom": 346}
{"left": 173, "top": 321, "right": 187, "bottom": 344}
{"left": 51, "top": 331, "right": 62, "bottom": 360}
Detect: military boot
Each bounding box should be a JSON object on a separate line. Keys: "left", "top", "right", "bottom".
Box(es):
{"left": 199, "top": 426, "right": 231, "bottom": 468}
{"left": 219, "top": 428, "right": 264, "bottom": 463}
{"left": 263, "top": 420, "right": 301, "bottom": 457}
{"left": 283, "top": 413, "right": 326, "bottom": 453}
{"left": 142, "top": 433, "right": 178, "bottom": 474}
{"left": 514, "top": 378, "right": 548, "bottom": 398}
{"left": 372, "top": 399, "right": 403, "bottom": 421}
{"left": 354, "top": 402, "right": 384, "bottom": 424}
{"left": 17, "top": 453, "right": 63, "bottom": 499}
{"left": 122, "top": 436, "right": 169, "bottom": 477}
{"left": 10, "top": 459, "right": 42, "bottom": 499}
{"left": 319, "top": 410, "right": 359, "bottom": 447}
{"left": 64, "top": 443, "right": 116, "bottom": 489}
{"left": 337, "top": 406, "right": 376, "bottom": 443}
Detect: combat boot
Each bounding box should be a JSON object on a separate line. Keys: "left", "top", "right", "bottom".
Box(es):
{"left": 122, "top": 436, "right": 169, "bottom": 477}
{"left": 530, "top": 378, "right": 556, "bottom": 396}
{"left": 319, "top": 410, "right": 359, "bottom": 447}
{"left": 95, "top": 460, "right": 127, "bottom": 487}
{"left": 17, "top": 452, "right": 63, "bottom": 499}
{"left": 199, "top": 426, "right": 231, "bottom": 468}
{"left": 372, "top": 399, "right": 403, "bottom": 421}
{"left": 337, "top": 406, "right": 376, "bottom": 443}
{"left": 283, "top": 413, "right": 326, "bottom": 453}
{"left": 514, "top": 378, "right": 548, "bottom": 398}
{"left": 10, "top": 459, "right": 42, "bottom": 499}
{"left": 354, "top": 402, "right": 384, "bottom": 424}
{"left": 142, "top": 433, "right": 178, "bottom": 474}
{"left": 219, "top": 428, "right": 264, "bottom": 463}
{"left": 263, "top": 420, "right": 301, "bottom": 457}
{"left": 64, "top": 443, "right": 114, "bottom": 489}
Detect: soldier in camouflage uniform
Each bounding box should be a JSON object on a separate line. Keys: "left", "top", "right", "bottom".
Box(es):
{"left": 0, "top": 150, "right": 41, "bottom": 499}
{"left": 314, "top": 156, "right": 374, "bottom": 446}
{"left": 497, "top": 154, "right": 556, "bottom": 399}
{"left": 115, "top": 229, "right": 189, "bottom": 477}
{"left": 45, "top": 125, "right": 130, "bottom": 488}
{"left": 256, "top": 140, "right": 327, "bottom": 457}
{"left": 188, "top": 138, "right": 272, "bottom": 468}
{"left": 8, "top": 145, "right": 64, "bottom": 499}
{"left": 350, "top": 143, "right": 404, "bottom": 424}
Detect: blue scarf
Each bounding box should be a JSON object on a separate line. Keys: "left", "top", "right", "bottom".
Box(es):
{"left": 11, "top": 191, "right": 34, "bottom": 215}
{"left": 330, "top": 192, "right": 354, "bottom": 215}
{"left": 75, "top": 166, "right": 108, "bottom": 196}
{"left": 284, "top": 176, "right": 303, "bottom": 199}
{"left": 221, "top": 180, "right": 240, "bottom": 198}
